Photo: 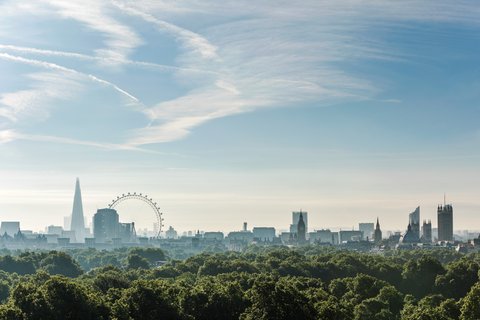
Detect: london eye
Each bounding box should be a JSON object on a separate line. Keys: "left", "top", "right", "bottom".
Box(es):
{"left": 108, "top": 192, "right": 164, "bottom": 238}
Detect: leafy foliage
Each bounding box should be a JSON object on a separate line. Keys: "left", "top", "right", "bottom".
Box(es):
{"left": 0, "top": 247, "right": 475, "bottom": 319}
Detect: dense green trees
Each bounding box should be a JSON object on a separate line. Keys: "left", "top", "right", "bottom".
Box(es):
{"left": 0, "top": 247, "right": 477, "bottom": 319}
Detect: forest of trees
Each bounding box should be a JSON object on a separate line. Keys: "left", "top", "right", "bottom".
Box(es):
{"left": 0, "top": 246, "right": 477, "bottom": 319}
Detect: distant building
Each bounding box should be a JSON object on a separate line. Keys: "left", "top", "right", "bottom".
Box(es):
{"left": 359, "top": 223, "right": 374, "bottom": 240}
{"left": 374, "top": 218, "right": 382, "bottom": 243}
{"left": 93, "top": 208, "right": 119, "bottom": 243}
{"left": 70, "top": 178, "right": 86, "bottom": 243}
{"left": 339, "top": 230, "right": 362, "bottom": 243}
{"left": 227, "top": 231, "right": 254, "bottom": 242}
{"left": 310, "top": 229, "right": 333, "bottom": 244}
{"left": 61, "top": 230, "right": 76, "bottom": 243}
{"left": 165, "top": 226, "right": 178, "bottom": 239}
{"left": 63, "top": 216, "right": 71, "bottom": 231}
{"left": 438, "top": 204, "right": 453, "bottom": 241}
{"left": 119, "top": 222, "right": 136, "bottom": 243}
{"left": 297, "top": 213, "right": 306, "bottom": 244}
{"left": 409, "top": 206, "right": 421, "bottom": 240}
{"left": 280, "top": 232, "right": 292, "bottom": 244}
{"left": 253, "top": 227, "right": 276, "bottom": 242}
{"left": 401, "top": 224, "right": 418, "bottom": 243}
{"left": 204, "top": 232, "right": 224, "bottom": 241}
{"left": 332, "top": 232, "right": 340, "bottom": 244}
{"left": 0, "top": 222, "right": 20, "bottom": 237}
{"left": 290, "top": 211, "right": 308, "bottom": 235}
{"left": 421, "top": 220, "right": 432, "bottom": 243}
{"left": 46, "top": 225, "right": 63, "bottom": 235}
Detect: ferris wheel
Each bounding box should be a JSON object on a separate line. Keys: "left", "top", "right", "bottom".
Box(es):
{"left": 108, "top": 192, "right": 164, "bottom": 238}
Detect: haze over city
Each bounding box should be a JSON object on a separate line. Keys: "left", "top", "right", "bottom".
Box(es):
{"left": 1, "top": 1, "right": 480, "bottom": 233}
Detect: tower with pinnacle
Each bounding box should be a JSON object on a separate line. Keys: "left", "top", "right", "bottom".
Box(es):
{"left": 374, "top": 218, "right": 382, "bottom": 243}
{"left": 70, "top": 178, "right": 85, "bottom": 243}
{"left": 297, "top": 212, "right": 306, "bottom": 244}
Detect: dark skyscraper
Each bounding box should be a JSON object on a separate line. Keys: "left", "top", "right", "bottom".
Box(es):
{"left": 374, "top": 218, "right": 382, "bottom": 243}
{"left": 438, "top": 203, "right": 453, "bottom": 242}
{"left": 422, "top": 220, "right": 432, "bottom": 243}
{"left": 297, "top": 212, "right": 306, "bottom": 243}
{"left": 93, "top": 208, "right": 119, "bottom": 243}
{"left": 70, "top": 178, "right": 85, "bottom": 243}
{"left": 409, "top": 206, "right": 420, "bottom": 240}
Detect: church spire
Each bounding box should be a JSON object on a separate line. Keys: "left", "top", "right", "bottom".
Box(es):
{"left": 374, "top": 217, "right": 382, "bottom": 244}
{"left": 70, "top": 178, "right": 85, "bottom": 243}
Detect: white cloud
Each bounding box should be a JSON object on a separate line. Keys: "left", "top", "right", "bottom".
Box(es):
{"left": 40, "top": 0, "right": 143, "bottom": 61}
{"left": 0, "top": 43, "right": 217, "bottom": 75}
{"left": 112, "top": 0, "right": 218, "bottom": 60}
{"left": 2, "top": 0, "right": 480, "bottom": 147}
{"left": 119, "top": 0, "right": 480, "bottom": 145}
{"left": 0, "top": 53, "right": 140, "bottom": 105}
{"left": 0, "top": 72, "right": 84, "bottom": 122}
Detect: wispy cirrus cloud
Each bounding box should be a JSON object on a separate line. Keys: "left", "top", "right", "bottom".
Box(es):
{"left": 119, "top": 0, "right": 480, "bottom": 145}
{"left": 0, "top": 44, "right": 217, "bottom": 75}
{"left": 0, "top": 72, "right": 83, "bottom": 122}
{"left": 2, "top": 0, "right": 480, "bottom": 148}
{"left": 0, "top": 129, "right": 163, "bottom": 153}
{"left": 112, "top": 0, "right": 218, "bottom": 60}
{"left": 0, "top": 52, "right": 140, "bottom": 104}
{"left": 40, "top": 0, "right": 143, "bottom": 62}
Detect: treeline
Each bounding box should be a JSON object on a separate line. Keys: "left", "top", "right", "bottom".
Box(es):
{"left": 0, "top": 247, "right": 478, "bottom": 319}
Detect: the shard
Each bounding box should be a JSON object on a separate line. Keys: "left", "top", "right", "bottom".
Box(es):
{"left": 70, "top": 178, "right": 85, "bottom": 242}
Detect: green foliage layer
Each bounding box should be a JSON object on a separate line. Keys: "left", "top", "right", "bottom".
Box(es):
{"left": 0, "top": 247, "right": 477, "bottom": 319}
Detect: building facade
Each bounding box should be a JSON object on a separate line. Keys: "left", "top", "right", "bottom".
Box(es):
{"left": 374, "top": 218, "right": 382, "bottom": 243}
{"left": 297, "top": 213, "right": 306, "bottom": 244}
{"left": 409, "top": 206, "right": 421, "bottom": 240}
{"left": 422, "top": 220, "right": 432, "bottom": 243}
{"left": 253, "top": 227, "right": 276, "bottom": 242}
{"left": 0, "top": 222, "right": 20, "bottom": 237}
{"left": 359, "top": 223, "right": 375, "bottom": 240}
{"left": 437, "top": 204, "right": 453, "bottom": 241}
{"left": 70, "top": 178, "right": 86, "bottom": 243}
{"left": 290, "top": 211, "right": 308, "bottom": 235}
{"left": 93, "top": 208, "right": 119, "bottom": 243}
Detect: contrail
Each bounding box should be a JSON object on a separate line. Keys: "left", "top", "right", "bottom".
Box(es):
{"left": 0, "top": 44, "right": 218, "bottom": 75}
{"left": 0, "top": 52, "right": 140, "bottom": 102}
{"left": 111, "top": 0, "right": 218, "bottom": 59}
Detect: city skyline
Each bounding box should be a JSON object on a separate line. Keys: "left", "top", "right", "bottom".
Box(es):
{"left": 1, "top": 1, "right": 480, "bottom": 231}
{"left": 1, "top": 177, "right": 477, "bottom": 237}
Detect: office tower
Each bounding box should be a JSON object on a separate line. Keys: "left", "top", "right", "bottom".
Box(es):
{"left": 70, "top": 178, "right": 86, "bottom": 243}
{"left": 422, "top": 220, "right": 432, "bottom": 243}
{"left": 253, "top": 227, "right": 276, "bottom": 242}
{"left": 0, "top": 221, "right": 20, "bottom": 237}
{"left": 409, "top": 206, "right": 421, "bottom": 240}
{"left": 438, "top": 204, "right": 453, "bottom": 241}
{"left": 291, "top": 211, "right": 308, "bottom": 234}
{"left": 339, "top": 230, "right": 363, "bottom": 242}
{"left": 297, "top": 213, "right": 306, "bottom": 243}
{"left": 93, "top": 208, "right": 119, "bottom": 243}
{"left": 374, "top": 218, "right": 382, "bottom": 243}
{"left": 359, "top": 223, "right": 374, "bottom": 240}
{"left": 46, "top": 225, "right": 63, "bottom": 235}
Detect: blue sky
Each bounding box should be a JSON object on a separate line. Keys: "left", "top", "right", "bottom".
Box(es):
{"left": 1, "top": 0, "right": 480, "bottom": 233}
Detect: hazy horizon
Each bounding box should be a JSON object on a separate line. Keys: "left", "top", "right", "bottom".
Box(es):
{"left": 1, "top": 1, "right": 480, "bottom": 233}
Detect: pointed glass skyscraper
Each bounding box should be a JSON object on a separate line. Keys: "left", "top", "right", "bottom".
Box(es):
{"left": 70, "top": 178, "right": 85, "bottom": 243}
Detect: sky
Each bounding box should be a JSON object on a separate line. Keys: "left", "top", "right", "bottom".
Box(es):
{"left": 1, "top": 0, "right": 480, "bottom": 234}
